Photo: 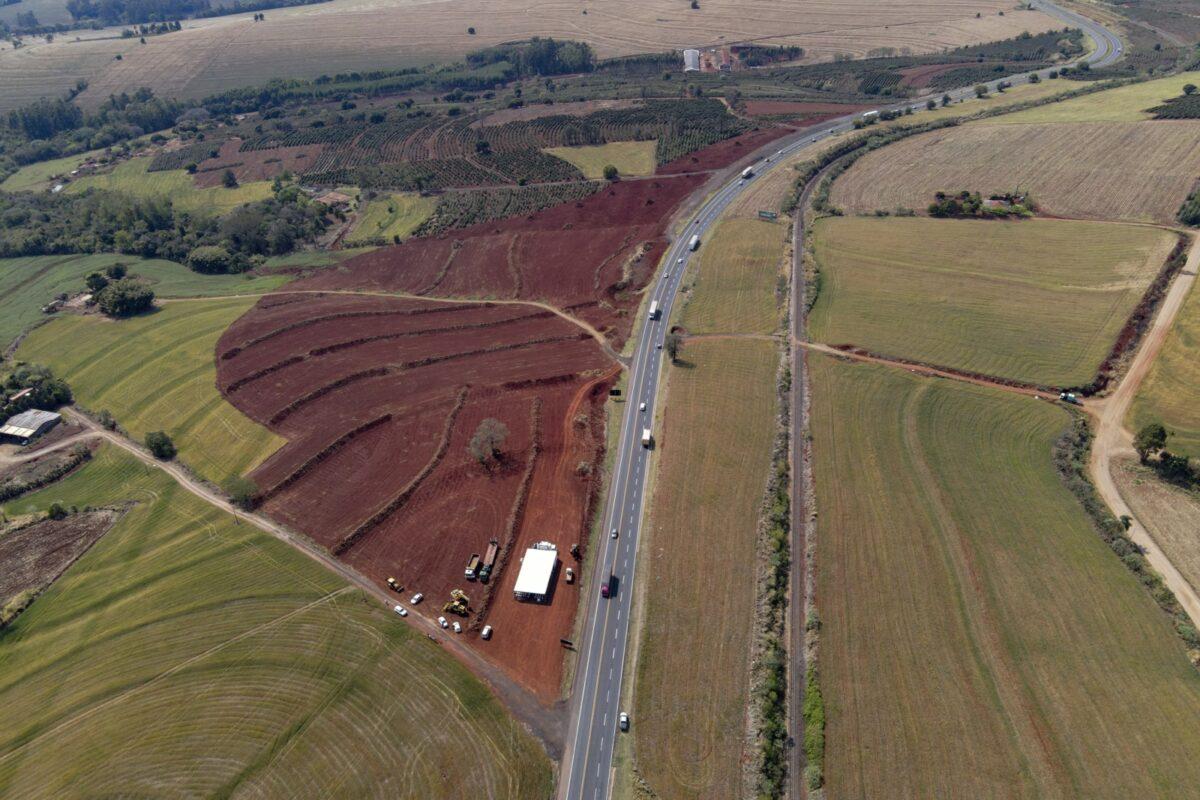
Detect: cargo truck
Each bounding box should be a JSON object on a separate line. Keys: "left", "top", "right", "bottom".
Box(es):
{"left": 479, "top": 539, "right": 499, "bottom": 582}
{"left": 464, "top": 554, "right": 481, "bottom": 580}
{"left": 741, "top": 166, "right": 755, "bottom": 179}
{"left": 688, "top": 234, "right": 701, "bottom": 251}
{"left": 648, "top": 300, "right": 660, "bottom": 320}
{"left": 641, "top": 428, "right": 652, "bottom": 448}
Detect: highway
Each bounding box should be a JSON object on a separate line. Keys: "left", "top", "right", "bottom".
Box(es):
{"left": 559, "top": 4, "right": 1120, "bottom": 798}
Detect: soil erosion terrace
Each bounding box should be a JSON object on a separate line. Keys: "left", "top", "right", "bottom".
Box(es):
{"left": 216, "top": 174, "right": 705, "bottom": 700}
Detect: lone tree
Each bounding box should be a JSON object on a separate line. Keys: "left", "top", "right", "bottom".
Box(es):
{"left": 664, "top": 332, "right": 682, "bottom": 363}
{"left": 1134, "top": 422, "right": 1168, "bottom": 463}
{"left": 145, "top": 431, "right": 176, "bottom": 460}
{"left": 96, "top": 278, "right": 154, "bottom": 318}
{"left": 603, "top": 164, "right": 619, "bottom": 180}
{"left": 222, "top": 169, "right": 238, "bottom": 188}
{"left": 224, "top": 476, "right": 259, "bottom": 510}
{"left": 85, "top": 271, "right": 109, "bottom": 293}
{"left": 469, "top": 418, "right": 509, "bottom": 468}
{"left": 1186, "top": 83, "right": 1198, "bottom": 95}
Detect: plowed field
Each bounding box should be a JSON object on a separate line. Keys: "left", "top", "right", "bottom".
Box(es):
{"left": 217, "top": 175, "right": 702, "bottom": 699}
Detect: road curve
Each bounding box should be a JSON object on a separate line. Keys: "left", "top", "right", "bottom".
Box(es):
{"left": 559, "top": 4, "right": 1121, "bottom": 799}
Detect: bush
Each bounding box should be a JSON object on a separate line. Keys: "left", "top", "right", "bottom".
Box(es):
{"left": 224, "top": 476, "right": 259, "bottom": 509}
{"left": 145, "top": 430, "right": 176, "bottom": 460}
{"left": 96, "top": 278, "right": 154, "bottom": 317}
{"left": 47, "top": 502, "right": 68, "bottom": 520}
{"left": 187, "top": 245, "right": 237, "bottom": 275}
{"left": 603, "top": 163, "right": 618, "bottom": 180}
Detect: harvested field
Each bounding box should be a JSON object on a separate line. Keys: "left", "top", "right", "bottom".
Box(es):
{"left": 543, "top": 141, "right": 657, "bottom": 180}
{"left": 830, "top": 120, "right": 1200, "bottom": 224}
{"left": 634, "top": 337, "right": 778, "bottom": 800}
{"left": 998, "top": 70, "right": 1200, "bottom": 124}
{"left": 0, "top": 444, "right": 553, "bottom": 798}
{"left": 17, "top": 298, "right": 285, "bottom": 485}
{"left": 809, "top": 355, "right": 1200, "bottom": 798}
{"left": 1129, "top": 276, "right": 1200, "bottom": 458}
{"left": 65, "top": 157, "right": 274, "bottom": 215}
{"left": 0, "top": 510, "right": 116, "bottom": 624}
{"left": 0, "top": 253, "right": 289, "bottom": 349}
{"left": 808, "top": 217, "right": 1177, "bottom": 386}
{"left": 0, "top": 0, "right": 1059, "bottom": 112}
{"left": 680, "top": 217, "right": 787, "bottom": 335}
{"left": 1113, "top": 456, "right": 1200, "bottom": 595}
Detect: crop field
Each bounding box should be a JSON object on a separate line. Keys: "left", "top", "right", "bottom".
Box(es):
{"left": 0, "top": 253, "right": 289, "bottom": 349}
{"left": 634, "top": 337, "right": 778, "bottom": 800}
{"left": 17, "top": 298, "right": 285, "bottom": 486}
{"left": 1129, "top": 277, "right": 1200, "bottom": 458}
{"left": 346, "top": 192, "right": 437, "bottom": 244}
{"left": 808, "top": 217, "right": 1175, "bottom": 386}
{"left": 0, "top": 0, "right": 1058, "bottom": 111}
{"left": 66, "top": 157, "right": 274, "bottom": 215}
{"left": 998, "top": 70, "right": 1200, "bottom": 124}
{"left": 680, "top": 218, "right": 787, "bottom": 335}
{"left": 809, "top": 355, "right": 1200, "bottom": 798}
{"left": 543, "top": 141, "right": 657, "bottom": 180}
{"left": 830, "top": 120, "right": 1200, "bottom": 224}
{"left": 0, "top": 445, "right": 553, "bottom": 798}
{"left": 1113, "top": 456, "right": 1200, "bottom": 593}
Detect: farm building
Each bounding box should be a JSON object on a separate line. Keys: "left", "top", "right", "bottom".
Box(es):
{"left": 0, "top": 409, "right": 61, "bottom": 444}
{"left": 683, "top": 49, "right": 700, "bottom": 72}
{"left": 513, "top": 541, "right": 558, "bottom": 603}
{"left": 315, "top": 190, "right": 353, "bottom": 209}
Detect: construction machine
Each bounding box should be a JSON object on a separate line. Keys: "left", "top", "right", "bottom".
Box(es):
{"left": 442, "top": 588, "right": 471, "bottom": 617}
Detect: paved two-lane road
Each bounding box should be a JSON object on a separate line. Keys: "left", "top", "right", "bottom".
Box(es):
{"left": 561, "top": 5, "right": 1120, "bottom": 798}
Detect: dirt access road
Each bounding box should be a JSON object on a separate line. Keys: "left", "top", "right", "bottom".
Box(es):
{"left": 1087, "top": 242, "right": 1200, "bottom": 627}
{"left": 59, "top": 410, "right": 566, "bottom": 755}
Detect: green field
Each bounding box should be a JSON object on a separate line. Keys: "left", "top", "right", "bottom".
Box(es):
{"left": 16, "top": 298, "right": 283, "bottom": 485}
{"left": 1130, "top": 277, "right": 1200, "bottom": 458}
{"left": 999, "top": 71, "right": 1200, "bottom": 124}
{"left": 66, "top": 157, "right": 274, "bottom": 215}
{"left": 809, "top": 355, "right": 1200, "bottom": 798}
{"left": 346, "top": 192, "right": 437, "bottom": 244}
{"left": 679, "top": 218, "right": 787, "bottom": 336}
{"left": 809, "top": 217, "right": 1175, "bottom": 386}
{"left": 0, "top": 253, "right": 289, "bottom": 349}
{"left": 633, "top": 337, "right": 778, "bottom": 800}
{"left": 0, "top": 149, "right": 107, "bottom": 193}
{"left": 0, "top": 445, "right": 553, "bottom": 798}
{"left": 543, "top": 141, "right": 657, "bottom": 179}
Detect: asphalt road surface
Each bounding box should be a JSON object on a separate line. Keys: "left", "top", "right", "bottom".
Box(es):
{"left": 560, "top": 5, "right": 1120, "bottom": 798}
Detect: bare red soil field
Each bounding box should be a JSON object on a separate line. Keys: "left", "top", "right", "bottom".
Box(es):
{"left": 191, "top": 138, "right": 325, "bottom": 187}
{"left": 658, "top": 126, "right": 794, "bottom": 175}
{"left": 216, "top": 175, "right": 702, "bottom": 699}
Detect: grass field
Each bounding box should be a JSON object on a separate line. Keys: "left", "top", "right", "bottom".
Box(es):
{"left": 345, "top": 192, "right": 436, "bottom": 244}
{"left": 809, "top": 355, "right": 1200, "bottom": 798}
{"left": 66, "top": 157, "right": 274, "bottom": 215}
{"left": 0, "top": 445, "right": 553, "bottom": 798}
{"left": 16, "top": 298, "right": 284, "bottom": 485}
{"left": 543, "top": 141, "right": 657, "bottom": 180}
{"left": 0, "top": 0, "right": 1058, "bottom": 111}
{"left": 0, "top": 149, "right": 107, "bottom": 193}
{"left": 0, "top": 253, "right": 289, "bottom": 349}
{"left": 808, "top": 217, "right": 1175, "bottom": 386}
{"left": 1113, "top": 456, "right": 1200, "bottom": 595}
{"left": 633, "top": 337, "right": 778, "bottom": 800}
{"left": 830, "top": 120, "right": 1200, "bottom": 224}
{"left": 679, "top": 218, "right": 787, "bottom": 335}
{"left": 998, "top": 71, "right": 1200, "bottom": 124}
{"left": 1129, "top": 277, "right": 1200, "bottom": 458}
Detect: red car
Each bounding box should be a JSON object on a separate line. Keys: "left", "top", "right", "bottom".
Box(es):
{"left": 600, "top": 574, "right": 615, "bottom": 598}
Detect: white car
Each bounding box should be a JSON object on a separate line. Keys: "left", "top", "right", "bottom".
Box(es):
{"left": 452, "top": 621, "right": 462, "bottom": 634}
{"left": 481, "top": 625, "right": 493, "bottom": 640}
{"left": 619, "top": 712, "right": 630, "bottom": 731}
{"left": 677, "top": 257, "right": 683, "bottom": 265}
{"left": 611, "top": 527, "right": 619, "bottom": 539}
{"left": 738, "top": 179, "right": 745, "bottom": 186}
{"left": 639, "top": 402, "right": 646, "bottom": 412}
{"left": 438, "top": 616, "right": 448, "bottom": 629}
{"left": 410, "top": 593, "right": 423, "bottom": 605}
{"left": 393, "top": 605, "right": 408, "bottom": 617}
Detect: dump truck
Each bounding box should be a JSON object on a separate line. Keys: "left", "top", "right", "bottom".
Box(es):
{"left": 741, "top": 166, "right": 755, "bottom": 179}
{"left": 641, "top": 428, "right": 653, "bottom": 448}
{"left": 464, "top": 554, "right": 481, "bottom": 581}
{"left": 479, "top": 539, "right": 499, "bottom": 582}
{"left": 688, "top": 234, "right": 701, "bottom": 251}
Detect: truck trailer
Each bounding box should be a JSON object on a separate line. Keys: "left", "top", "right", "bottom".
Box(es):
{"left": 641, "top": 428, "right": 652, "bottom": 448}
{"left": 479, "top": 539, "right": 499, "bottom": 582}
{"left": 741, "top": 166, "right": 755, "bottom": 179}
{"left": 648, "top": 301, "right": 660, "bottom": 320}
{"left": 688, "top": 234, "right": 701, "bottom": 251}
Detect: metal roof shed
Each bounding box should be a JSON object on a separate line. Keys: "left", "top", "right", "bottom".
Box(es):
{"left": 513, "top": 543, "right": 558, "bottom": 603}
{"left": 0, "top": 409, "right": 62, "bottom": 444}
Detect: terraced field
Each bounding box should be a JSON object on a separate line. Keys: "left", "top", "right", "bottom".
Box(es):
{"left": 829, "top": 120, "right": 1200, "bottom": 224}
{"left": 0, "top": 254, "right": 289, "bottom": 349}
{"left": 809, "top": 355, "right": 1200, "bottom": 798}
{"left": 680, "top": 218, "right": 788, "bottom": 336}
{"left": 1129, "top": 278, "right": 1200, "bottom": 458}
{"left": 346, "top": 192, "right": 437, "bottom": 244}
{"left": 65, "top": 157, "right": 274, "bottom": 215}
{"left": 0, "top": 445, "right": 553, "bottom": 799}
{"left": 543, "top": 141, "right": 657, "bottom": 180}
{"left": 808, "top": 217, "right": 1176, "bottom": 386}
{"left": 16, "top": 298, "right": 284, "bottom": 485}
{"left": 633, "top": 337, "right": 778, "bottom": 800}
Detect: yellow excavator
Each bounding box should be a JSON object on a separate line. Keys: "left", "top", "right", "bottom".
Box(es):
{"left": 442, "top": 588, "right": 470, "bottom": 617}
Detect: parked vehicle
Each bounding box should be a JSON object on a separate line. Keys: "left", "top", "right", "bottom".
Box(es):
{"left": 480, "top": 539, "right": 499, "bottom": 582}
{"left": 465, "top": 553, "right": 481, "bottom": 580}
{"left": 481, "top": 625, "right": 493, "bottom": 640}
{"left": 619, "top": 712, "right": 630, "bottom": 731}
{"left": 386, "top": 577, "right": 402, "bottom": 592}
{"left": 438, "top": 616, "right": 449, "bottom": 628}
{"left": 565, "top": 567, "right": 575, "bottom": 584}
{"left": 452, "top": 621, "right": 462, "bottom": 634}
{"left": 393, "top": 604, "right": 408, "bottom": 617}
{"left": 410, "top": 593, "right": 424, "bottom": 605}
{"left": 1059, "top": 391, "right": 1081, "bottom": 405}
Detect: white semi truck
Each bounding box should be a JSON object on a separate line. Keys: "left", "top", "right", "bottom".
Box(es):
{"left": 741, "top": 166, "right": 755, "bottom": 179}
{"left": 648, "top": 300, "right": 660, "bottom": 320}
{"left": 688, "top": 234, "right": 701, "bottom": 251}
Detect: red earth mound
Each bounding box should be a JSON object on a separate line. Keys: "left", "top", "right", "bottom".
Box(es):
{"left": 216, "top": 174, "right": 704, "bottom": 700}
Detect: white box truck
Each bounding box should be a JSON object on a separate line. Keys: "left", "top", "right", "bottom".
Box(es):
{"left": 688, "top": 234, "right": 701, "bottom": 251}
{"left": 641, "top": 428, "right": 652, "bottom": 448}
{"left": 741, "top": 166, "right": 755, "bottom": 179}
{"left": 648, "top": 300, "right": 660, "bottom": 320}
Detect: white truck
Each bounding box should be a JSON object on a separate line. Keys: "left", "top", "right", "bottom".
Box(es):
{"left": 741, "top": 166, "right": 755, "bottom": 179}
{"left": 648, "top": 300, "right": 660, "bottom": 320}
{"left": 688, "top": 234, "right": 701, "bottom": 251}
{"left": 641, "top": 428, "right": 653, "bottom": 448}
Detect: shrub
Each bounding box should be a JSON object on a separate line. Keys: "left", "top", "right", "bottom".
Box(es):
{"left": 603, "top": 163, "right": 618, "bottom": 180}
{"left": 145, "top": 430, "right": 176, "bottom": 460}
{"left": 224, "top": 476, "right": 259, "bottom": 509}
{"left": 96, "top": 278, "right": 154, "bottom": 317}
{"left": 221, "top": 169, "right": 238, "bottom": 188}
{"left": 187, "top": 245, "right": 237, "bottom": 274}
